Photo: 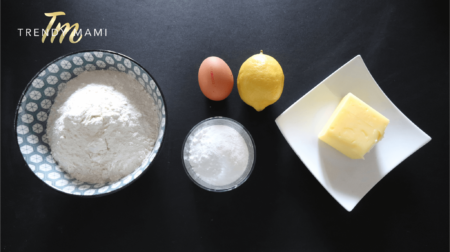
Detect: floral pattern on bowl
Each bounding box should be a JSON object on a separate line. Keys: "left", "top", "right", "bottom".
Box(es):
{"left": 15, "top": 50, "right": 166, "bottom": 196}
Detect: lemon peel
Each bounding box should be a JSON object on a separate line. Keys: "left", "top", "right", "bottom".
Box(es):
{"left": 237, "top": 50, "right": 284, "bottom": 111}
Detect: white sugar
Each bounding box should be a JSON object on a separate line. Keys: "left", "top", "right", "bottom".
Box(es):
{"left": 188, "top": 124, "right": 249, "bottom": 186}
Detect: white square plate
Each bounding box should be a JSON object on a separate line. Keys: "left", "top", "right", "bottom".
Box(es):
{"left": 275, "top": 55, "right": 431, "bottom": 211}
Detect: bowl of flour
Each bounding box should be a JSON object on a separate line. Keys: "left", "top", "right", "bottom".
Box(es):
{"left": 15, "top": 50, "right": 167, "bottom": 196}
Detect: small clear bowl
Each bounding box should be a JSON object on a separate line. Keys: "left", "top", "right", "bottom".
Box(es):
{"left": 182, "top": 117, "right": 256, "bottom": 192}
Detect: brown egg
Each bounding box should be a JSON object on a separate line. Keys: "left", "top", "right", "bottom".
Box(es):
{"left": 198, "top": 56, "right": 234, "bottom": 101}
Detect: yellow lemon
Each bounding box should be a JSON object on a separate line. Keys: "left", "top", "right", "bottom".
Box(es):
{"left": 237, "top": 50, "right": 284, "bottom": 111}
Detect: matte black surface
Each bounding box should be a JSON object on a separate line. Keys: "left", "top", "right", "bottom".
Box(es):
{"left": 2, "top": 1, "right": 448, "bottom": 251}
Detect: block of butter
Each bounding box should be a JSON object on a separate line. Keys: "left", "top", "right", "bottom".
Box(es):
{"left": 319, "top": 93, "right": 389, "bottom": 159}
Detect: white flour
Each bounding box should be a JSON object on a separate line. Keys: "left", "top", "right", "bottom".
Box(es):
{"left": 47, "top": 70, "right": 159, "bottom": 184}
{"left": 188, "top": 125, "right": 249, "bottom": 186}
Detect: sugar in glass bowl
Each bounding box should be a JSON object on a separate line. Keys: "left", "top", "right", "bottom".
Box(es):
{"left": 182, "top": 117, "right": 256, "bottom": 192}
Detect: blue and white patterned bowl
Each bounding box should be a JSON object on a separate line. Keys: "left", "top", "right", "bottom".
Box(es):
{"left": 15, "top": 50, "right": 167, "bottom": 196}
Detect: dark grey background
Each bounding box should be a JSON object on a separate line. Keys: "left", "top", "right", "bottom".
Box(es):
{"left": 2, "top": 0, "right": 449, "bottom": 251}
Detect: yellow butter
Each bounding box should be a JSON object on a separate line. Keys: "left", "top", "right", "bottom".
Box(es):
{"left": 318, "top": 93, "right": 389, "bottom": 159}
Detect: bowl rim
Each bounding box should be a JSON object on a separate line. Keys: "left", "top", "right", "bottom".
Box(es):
{"left": 181, "top": 116, "right": 256, "bottom": 192}
{"left": 14, "top": 49, "right": 168, "bottom": 197}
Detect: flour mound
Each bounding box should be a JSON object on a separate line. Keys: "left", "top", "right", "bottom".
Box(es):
{"left": 47, "top": 70, "right": 159, "bottom": 184}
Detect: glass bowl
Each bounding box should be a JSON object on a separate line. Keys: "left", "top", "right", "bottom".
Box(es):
{"left": 182, "top": 117, "right": 256, "bottom": 192}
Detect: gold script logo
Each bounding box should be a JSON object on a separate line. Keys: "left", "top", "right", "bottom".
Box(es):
{"left": 42, "top": 12, "right": 82, "bottom": 43}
